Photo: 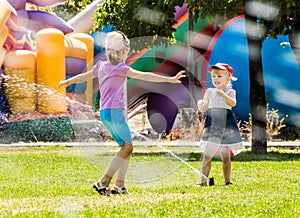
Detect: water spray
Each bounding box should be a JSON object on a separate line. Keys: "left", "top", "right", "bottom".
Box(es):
{"left": 131, "top": 130, "right": 210, "bottom": 182}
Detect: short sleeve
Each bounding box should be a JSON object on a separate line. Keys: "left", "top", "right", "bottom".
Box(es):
{"left": 92, "top": 61, "right": 105, "bottom": 77}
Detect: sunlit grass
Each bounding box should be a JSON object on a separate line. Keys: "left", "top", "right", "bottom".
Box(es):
{"left": 0, "top": 146, "right": 299, "bottom": 217}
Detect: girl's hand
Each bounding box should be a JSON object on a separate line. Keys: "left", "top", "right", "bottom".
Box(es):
{"left": 197, "top": 99, "right": 208, "bottom": 112}
{"left": 216, "top": 89, "right": 225, "bottom": 97}
{"left": 170, "top": 70, "right": 186, "bottom": 83}
{"left": 58, "top": 80, "right": 69, "bottom": 88}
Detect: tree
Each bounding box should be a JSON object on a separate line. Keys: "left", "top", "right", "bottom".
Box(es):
{"left": 244, "top": 0, "right": 267, "bottom": 154}
{"left": 92, "top": 0, "right": 185, "bottom": 51}
{"left": 52, "top": 0, "right": 94, "bottom": 21}
{"left": 257, "top": 1, "right": 300, "bottom": 68}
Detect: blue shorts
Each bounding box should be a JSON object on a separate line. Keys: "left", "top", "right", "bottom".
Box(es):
{"left": 100, "top": 109, "right": 132, "bottom": 146}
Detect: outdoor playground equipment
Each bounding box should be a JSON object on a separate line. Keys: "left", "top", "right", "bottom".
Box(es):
{"left": 1, "top": 0, "right": 300, "bottom": 143}
{"left": 0, "top": 0, "right": 96, "bottom": 142}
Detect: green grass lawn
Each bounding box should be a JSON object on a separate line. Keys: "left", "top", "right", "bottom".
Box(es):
{"left": 0, "top": 145, "right": 299, "bottom": 218}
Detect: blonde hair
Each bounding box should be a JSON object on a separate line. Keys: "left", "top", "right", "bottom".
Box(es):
{"left": 211, "top": 68, "right": 237, "bottom": 89}
{"left": 105, "top": 31, "right": 130, "bottom": 65}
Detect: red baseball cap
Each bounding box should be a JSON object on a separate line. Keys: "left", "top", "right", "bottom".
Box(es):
{"left": 208, "top": 63, "right": 234, "bottom": 75}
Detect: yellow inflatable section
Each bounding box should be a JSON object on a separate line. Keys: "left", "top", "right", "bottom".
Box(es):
{"left": 0, "top": 47, "right": 6, "bottom": 67}
{"left": 68, "top": 33, "right": 94, "bottom": 105}
{"left": 1, "top": 0, "right": 94, "bottom": 115}
{"left": 64, "top": 36, "right": 87, "bottom": 60}
{"left": 0, "top": 0, "right": 16, "bottom": 67}
{"left": 36, "top": 28, "right": 67, "bottom": 113}
{"left": 3, "top": 50, "right": 36, "bottom": 113}
{"left": 1, "top": 27, "right": 94, "bottom": 115}
{"left": 0, "top": 0, "right": 15, "bottom": 28}
{"left": 0, "top": 26, "right": 9, "bottom": 52}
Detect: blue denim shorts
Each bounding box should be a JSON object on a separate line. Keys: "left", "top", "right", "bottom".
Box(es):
{"left": 100, "top": 109, "right": 132, "bottom": 146}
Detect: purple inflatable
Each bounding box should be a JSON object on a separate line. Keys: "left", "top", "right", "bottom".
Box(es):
{"left": 27, "top": 0, "right": 66, "bottom": 7}
{"left": 8, "top": 0, "right": 66, "bottom": 9}
{"left": 7, "top": 0, "right": 26, "bottom": 10}
{"left": 27, "top": 10, "right": 73, "bottom": 34}
{"left": 65, "top": 57, "right": 87, "bottom": 75}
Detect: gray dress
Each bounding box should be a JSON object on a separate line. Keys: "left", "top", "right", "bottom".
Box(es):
{"left": 201, "top": 88, "right": 244, "bottom": 156}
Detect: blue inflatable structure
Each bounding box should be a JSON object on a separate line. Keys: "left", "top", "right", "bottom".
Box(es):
{"left": 207, "top": 15, "right": 300, "bottom": 127}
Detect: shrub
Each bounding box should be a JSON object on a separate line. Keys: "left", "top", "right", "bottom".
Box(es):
{"left": 240, "top": 105, "right": 287, "bottom": 141}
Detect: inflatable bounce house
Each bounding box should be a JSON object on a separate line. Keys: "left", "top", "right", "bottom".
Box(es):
{"left": 0, "top": 0, "right": 96, "bottom": 143}
{"left": 1, "top": 0, "right": 299, "bottom": 143}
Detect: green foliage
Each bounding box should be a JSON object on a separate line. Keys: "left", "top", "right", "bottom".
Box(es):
{"left": 51, "top": 0, "right": 94, "bottom": 21}
{"left": 258, "top": 0, "right": 300, "bottom": 38}
{"left": 186, "top": 0, "right": 244, "bottom": 25}
{"left": 187, "top": 0, "right": 300, "bottom": 39}
{"left": 92, "top": 0, "right": 185, "bottom": 51}
{"left": 241, "top": 105, "right": 287, "bottom": 141}
{"left": 267, "top": 108, "right": 287, "bottom": 136}
{"left": 52, "top": 0, "right": 300, "bottom": 46}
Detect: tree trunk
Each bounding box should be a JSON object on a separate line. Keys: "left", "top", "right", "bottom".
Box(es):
{"left": 289, "top": 16, "right": 300, "bottom": 69}
{"left": 244, "top": 2, "right": 267, "bottom": 154}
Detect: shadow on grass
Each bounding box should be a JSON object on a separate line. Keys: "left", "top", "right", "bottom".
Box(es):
{"left": 231, "top": 150, "right": 300, "bottom": 162}
{"left": 132, "top": 150, "right": 300, "bottom": 162}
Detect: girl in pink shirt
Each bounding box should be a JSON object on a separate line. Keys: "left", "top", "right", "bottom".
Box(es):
{"left": 58, "top": 31, "right": 185, "bottom": 195}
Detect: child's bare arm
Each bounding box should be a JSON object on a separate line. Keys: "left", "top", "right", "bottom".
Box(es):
{"left": 58, "top": 71, "right": 94, "bottom": 88}
{"left": 197, "top": 91, "right": 209, "bottom": 112}
{"left": 216, "top": 89, "right": 236, "bottom": 107}
{"left": 127, "top": 69, "right": 186, "bottom": 83}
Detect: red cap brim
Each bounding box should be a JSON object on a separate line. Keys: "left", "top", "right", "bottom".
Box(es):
{"left": 208, "top": 63, "right": 234, "bottom": 75}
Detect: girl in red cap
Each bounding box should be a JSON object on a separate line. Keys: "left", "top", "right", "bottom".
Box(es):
{"left": 197, "top": 63, "right": 244, "bottom": 186}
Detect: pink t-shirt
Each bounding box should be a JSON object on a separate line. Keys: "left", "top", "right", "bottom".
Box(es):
{"left": 92, "top": 61, "right": 130, "bottom": 110}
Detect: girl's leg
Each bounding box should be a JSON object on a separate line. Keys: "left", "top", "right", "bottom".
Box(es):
{"left": 198, "top": 142, "right": 216, "bottom": 185}
{"left": 100, "top": 141, "right": 133, "bottom": 187}
{"left": 220, "top": 147, "right": 231, "bottom": 184}
{"left": 201, "top": 155, "right": 212, "bottom": 182}
{"left": 98, "top": 109, "right": 133, "bottom": 186}
{"left": 115, "top": 141, "right": 132, "bottom": 187}
{"left": 114, "top": 157, "right": 130, "bottom": 187}
{"left": 117, "top": 141, "right": 134, "bottom": 159}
